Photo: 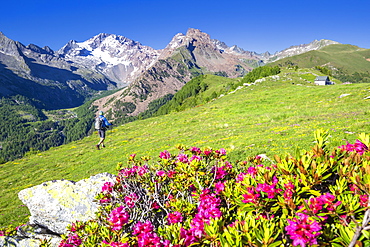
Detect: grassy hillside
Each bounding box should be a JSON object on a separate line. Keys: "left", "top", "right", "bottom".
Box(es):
{"left": 270, "top": 44, "right": 370, "bottom": 82}
{"left": 1, "top": 67, "right": 370, "bottom": 227}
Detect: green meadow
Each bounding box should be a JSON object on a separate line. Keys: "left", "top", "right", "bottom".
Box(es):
{"left": 1, "top": 68, "right": 369, "bottom": 227}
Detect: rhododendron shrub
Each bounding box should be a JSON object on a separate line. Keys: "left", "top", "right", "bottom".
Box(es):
{"left": 60, "top": 130, "right": 370, "bottom": 247}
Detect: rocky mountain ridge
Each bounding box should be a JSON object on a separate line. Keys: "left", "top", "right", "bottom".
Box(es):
{"left": 0, "top": 32, "right": 116, "bottom": 109}
{"left": 0, "top": 28, "right": 340, "bottom": 112}
{"left": 266, "top": 39, "right": 340, "bottom": 63}
{"left": 57, "top": 33, "right": 160, "bottom": 88}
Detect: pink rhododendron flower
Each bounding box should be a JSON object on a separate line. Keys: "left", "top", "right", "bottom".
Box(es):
{"left": 156, "top": 170, "right": 166, "bottom": 177}
{"left": 99, "top": 197, "right": 111, "bottom": 204}
{"left": 360, "top": 194, "right": 369, "bottom": 207}
{"left": 350, "top": 184, "right": 360, "bottom": 193}
{"left": 338, "top": 140, "right": 368, "bottom": 155}
{"left": 187, "top": 189, "right": 222, "bottom": 240}
{"left": 180, "top": 227, "right": 198, "bottom": 247}
{"left": 242, "top": 187, "right": 260, "bottom": 204}
{"left": 236, "top": 172, "right": 247, "bottom": 182}
{"left": 303, "top": 193, "right": 341, "bottom": 215}
{"left": 214, "top": 181, "right": 225, "bottom": 194}
{"left": 176, "top": 153, "right": 189, "bottom": 163}
{"left": 124, "top": 193, "right": 139, "bottom": 208}
{"left": 59, "top": 233, "right": 82, "bottom": 247}
{"left": 247, "top": 166, "right": 257, "bottom": 177}
{"left": 189, "top": 146, "right": 202, "bottom": 154}
{"left": 137, "top": 231, "right": 162, "bottom": 247}
{"left": 119, "top": 168, "right": 133, "bottom": 178}
{"left": 283, "top": 182, "right": 295, "bottom": 200}
{"left": 285, "top": 213, "right": 321, "bottom": 247}
{"left": 133, "top": 221, "right": 170, "bottom": 247}
{"left": 133, "top": 221, "right": 154, "bottom": 235}
{"left": 214, "top": 166, "right": 227, "bottom": 179}
{"left": 167, "top": 170, "right": 176, "bottom": 178}
{"left": 256, "top": 182, "right": 282, "bottom": 199}
{"left": 137, "top": 165, "right": 149, "bottom": 176}
{"left": 190, "top": 155, "right": 202, "bottom": 162}
{"left": 107, "top": 206, "right": 130, "bottom": 231}
{"left": 203, "top": 148, "right": 213, "bottom": 156}
{"left": 190, "top": 217, "right": 206, "bottom": 238}
{"left": 101, "top": 182, "right": 114, "bottom": 193}
{"left": 159, "top": 150, "right": 171, "bottom": 159}
{"left": 151, "top": 201, "right": 160, "bottom": 209}
{"left": 167, "top": 211, "right": 183, "bottom": 224}
{"left": 215, "top": 148, "right": 227, "bottom": 156}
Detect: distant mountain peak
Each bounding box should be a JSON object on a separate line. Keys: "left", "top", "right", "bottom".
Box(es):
{"left": 57, "top": 32, "right": 160, "bottom": 87}
{"left": 267, "top": 39, "right": 341, "bottom": 63}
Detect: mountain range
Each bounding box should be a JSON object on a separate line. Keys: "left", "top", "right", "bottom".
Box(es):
{"left": 0, "top": 28, "right": 339, "bottom": 112}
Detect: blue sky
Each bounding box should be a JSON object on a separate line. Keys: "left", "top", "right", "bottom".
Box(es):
{"left": 1, "top": 0, "right": 369, "bottom": 54}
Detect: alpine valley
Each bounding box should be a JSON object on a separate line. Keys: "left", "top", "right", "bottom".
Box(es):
{"left": 0, "top": 28, "right": 368, "bottom": 162}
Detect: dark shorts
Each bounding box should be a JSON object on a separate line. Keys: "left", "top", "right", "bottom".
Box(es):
{"left": 98, "top": 129, "right": 106, "bottom": 138}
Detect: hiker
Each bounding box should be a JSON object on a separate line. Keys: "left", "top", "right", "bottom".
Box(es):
{"left": 95, "top": 111, "right": 113, "bottom": 150}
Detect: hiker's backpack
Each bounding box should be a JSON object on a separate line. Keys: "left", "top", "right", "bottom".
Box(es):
{"left": 95, "top": 116, "right": 104, "bottom": 130}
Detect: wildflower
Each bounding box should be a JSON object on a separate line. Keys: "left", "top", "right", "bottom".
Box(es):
{"left": 167, "top": 211, "right": 183, "bottom": 224}
{"left": 59, "top": 233, "right": 82, "bottom": 247}
{"left": 190, "top": 155, "right": 202, "bottom": 162}
{"left": 101, "top": 182, "right": 114, "bottom": 193}
{"left": 360, "top": 194, "right": 369, "bottom": 207}
{"left": 159, "top": 150, "right": 171, "bottom": 159}
{"left": 236, "top": 172, "right": 247, "bottom": 182}
{"left": 247, "top": 166, "right": 257, "bottom": 177}
{"left": 203, "top": 148, "right": 213, "bottom": 156}
{"left": 137, "top": 165, "right": 149, "bottom": 176}
{"left": 189, "top": 146, "right": 202, "bottom": 154}
{"left": 137, "top": 231, "right": 162, "bottom": 247}
{"left": 151, "top": 201, "right": 160, "bottom": 209}
{"left": 156, "top": 170, "right": 166, "bottom": 177}
{"left": 176, "top": 153, "right": 189, "bottom": 163}
{"left": 285, "top": 213, "right": 321, "bottom": 247}
{"left": 180, "top": 227, "right": 198, "bottom": 246}
{"left": 214, "top": 181, "right": 225, "bottom": 194}
{"left": 338, "top": 140, "right": 368, "bottom": 155}
{"left": 214, "top": 166, "right": 227, "bottom": 179}
{"left": 256, "top": 183, "right": 282, "bottom": 199}
{"left": 167, "top": 170, "right": 176, "bottom": 178}
{"left": 124, "top": 193, "right": 139, "bottom": 208}
{"left": 133, "top": 221, "right": 154, "bottom": 235}
{"left": 242, "top": 187, "right": 260, "bottom": 204}
{"left": 215, "top": 148, "right": 227, "bottom": 156}
{"left": 303, "top": 193, "right": 341, "bottom": 215}
{"left": 107, "top": 206, "right": 130, "bottom": 231}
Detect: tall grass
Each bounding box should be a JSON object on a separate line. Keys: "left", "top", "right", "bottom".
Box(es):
{"left": 1, "top": 68, "right": 369, "bottom": 227}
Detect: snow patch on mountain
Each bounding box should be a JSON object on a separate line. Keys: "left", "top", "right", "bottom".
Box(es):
{"left": 57, "top": 33, "right": 160, "bottom": 87}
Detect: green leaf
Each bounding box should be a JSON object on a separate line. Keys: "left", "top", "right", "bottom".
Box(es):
{"left": 363, "top": 230, "right": 370, "bottom": 239}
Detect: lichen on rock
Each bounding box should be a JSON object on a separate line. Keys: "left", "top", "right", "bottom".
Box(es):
{"left": 18, "top": 173, "right": 116, "bottom": 235}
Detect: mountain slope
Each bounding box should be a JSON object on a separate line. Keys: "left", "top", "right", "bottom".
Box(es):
{"left": 93, "top": 28, "right": 261, "bottom": 120}
{"left": 266, "top": 39, "right": 340, "bottom": 63}
{"left": 268, "top": 44, "right": 370, "bottom": 83}
{"left": 0, "top": 32, "right": 116, "bottom": 109}
{"left": 1, "top": 67, "right": 370, "bottom": 227}
{"left": 57, "top": 33, "right": 160, "bottom": 88}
